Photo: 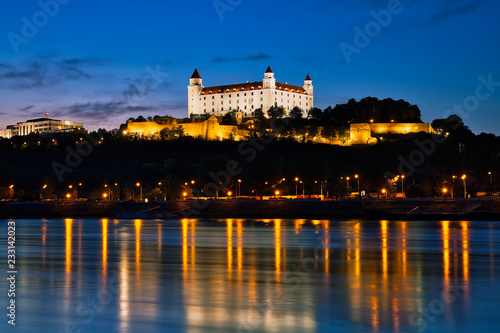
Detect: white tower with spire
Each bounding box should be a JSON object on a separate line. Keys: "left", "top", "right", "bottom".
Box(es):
{"left": 303, "top": 74, "right": 313, "bottom": 96}
{"left": 188, "top": 69, "right": 203, "bottom": 117}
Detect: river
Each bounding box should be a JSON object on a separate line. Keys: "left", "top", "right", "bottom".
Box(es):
{"left": 0, "top": 218, "right": 499, "bottom": 332}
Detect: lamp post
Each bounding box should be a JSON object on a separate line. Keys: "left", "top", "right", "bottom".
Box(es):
{"left": 346, "top": 177, "right": 350, "bottom": 188}
{"left": 461, "top": 175, "right": 467, "bottom": 198}
{"left": 400, "top": 175, "right": 405, "bottom": 196}
{"left": 442, "top": 188, "right": 448, "bottom": 198}
{"left": 275, "top": 190, "right": 280, "bottom": 198}
{"left": 300, "top": 181, "right": 305, "bottom": 197}
{"left": 295, "top": 177, "right": 299, "bottom": 197}
{"left": 382, "top": 189, "right": 386, "bottom": 198}
{"left": 451, "top": 175, "right": 456, "bottom": 198}
{"left": 488, "top": 171, "right": 493, "bottom": 192}
{"left": 136, "top": 182, "right": 142, "bottom": 202}
{"left": 238, "top": 179, "right": 242, "bottom": 197}
{"left": 354, "top": 174, "right": 360, "bottom": 198}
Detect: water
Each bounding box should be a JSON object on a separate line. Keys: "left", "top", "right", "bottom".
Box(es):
{"left": 0, "top": 218, "right": 499, "bottom": 333}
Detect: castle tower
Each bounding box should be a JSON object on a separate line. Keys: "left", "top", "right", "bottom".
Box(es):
{"left": 188, "top": 69, "right": 203, "bottom": 117}
{"left": 303, "top": 74, "right": 313, "bottom": 96}
{"left": 263, "top": 66, "right": 276, "bottom": 89}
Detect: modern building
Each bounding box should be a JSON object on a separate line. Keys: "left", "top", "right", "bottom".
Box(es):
{"left": 0, "top": 117, "right": 85, "bottom": 138}
{"left": 188, "top": 66, "right": 313, "bottom": 118}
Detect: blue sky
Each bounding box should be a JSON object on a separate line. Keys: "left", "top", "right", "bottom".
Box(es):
{"left": 0, "top": 0, "right": 499, "bottom": 133}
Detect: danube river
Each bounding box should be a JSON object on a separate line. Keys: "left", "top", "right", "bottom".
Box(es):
{"left": 1, "top": 219, "right": 499, "bottom": 332}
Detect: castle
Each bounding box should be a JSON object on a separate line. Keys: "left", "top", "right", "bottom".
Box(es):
{"left": 123, "top": 66, "right": 436, "bottom": 144}
{"left": 188, "top": 66, "right": 313, "bottom": 118}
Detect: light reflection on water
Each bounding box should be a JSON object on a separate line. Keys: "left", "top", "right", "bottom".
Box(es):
{"left": 1, "top": 218, "right": 499, "bottom": 332}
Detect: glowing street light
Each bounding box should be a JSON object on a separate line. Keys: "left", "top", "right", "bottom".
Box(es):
{"left": 103, "top": 193, "right": 108, "bottom": 200}
{"left": 238, "top": 179, "right": 242, "bottom": 197}
{"left": 461, "top": 174, "right": 467, "bottom": 198}
{"left": 227, "top": 191, "right": 232, "bottom": 197}
{"left": 275, "top": 190, "right": 280, "bottom": 198}
{"left": 295, "top": 177, "right": 299, "bottom": 197}
{"left": 401, "top": 175, "right": 405, "bottom": 196}
{"left": 183, "top": 191, "right": 188, "bottom": 200}
{"left": 442, "top": 188, "right": 448, "bottom": 197}
{"left": 136, "top": 182, "right": 142, "bottom": 202}
{"left": 66, "top": 193, "right": 71, "bottom": 199}
{"left": 346, "top": 177, "right": 350, "bottom": 188}
{"left": 488, "top": 171, "right": 493, "bottom": 191}
{"left": 354, "top": 174, "right": 360, "bottom": 197}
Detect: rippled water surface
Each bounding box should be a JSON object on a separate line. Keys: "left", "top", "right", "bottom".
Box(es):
{"left": 1, "top": 218, "right": 499, "bottom": 332}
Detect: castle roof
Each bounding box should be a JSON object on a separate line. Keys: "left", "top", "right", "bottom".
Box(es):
{"left": 265, "top": 66, "right": 273, "bottom": 73}
{"left": 200, "top": 81, "right": 308, "bottom": 95}
{"left": 191, "top": 69, "right": 201, "bottom": 78}
{"left": 305, "top": 74, "right": 311, "bottom": 80}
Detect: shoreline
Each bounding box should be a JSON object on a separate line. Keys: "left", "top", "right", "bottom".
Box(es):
{"left": 1, "top": 198, "right": 500, "bottom": 220}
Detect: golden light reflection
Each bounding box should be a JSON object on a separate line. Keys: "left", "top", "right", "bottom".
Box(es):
{"left": 323, "top": 221, "right": 329, "bottom": 273}
{"left": 227, "top": 219, "right": 233, "bottom": 277}
{"left": 275, "top": 219, "right": 282, "bottom": 282}
{"left": 102, "top": 219, "right": 108, "bottom": 276}
{"left": 392, "top": 297, "right": 400, "bottom": 332}
{"left": 158, "top": 224, "right": 162, "bottom": 255}
{"left": 119, "top": 238, "right": 130, "bottom": 332}
{"left": 42, "top": 223, "right": 47, "bottom": 265}
{"left": 401, "top": 222, "right": 407, "bottom": 277}
{"left": 371, "top": 296, "right": 379, "bottom": 333}
{"left": 237, "top": 220, "right": 243, "bottom": 280}
{"left": 65, "top": 219, "right": 72, "bottom": 274}
{"left": 191, "top": 220, "right": 196, "bottom": 270}
{"left": 381, "top": 221, "right": 388, "bottom": 282}
{"left": 134, "top": 220, "right": 142, "bottom": 264}
{"left": 461, "top": 221, "right": 469, "bottom": 302}
{"left": 182, "top": 219, "right": 188, "bottom": 276}
{"left": 442, "top": 221, "right": 450, "bottom": 285}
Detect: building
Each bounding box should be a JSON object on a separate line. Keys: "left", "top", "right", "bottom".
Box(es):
{"left": 349, "top": 122, "right": 436, "bottom": 144}
{"left": 0, "top": 117, "right": 85, "bottom": 138}
{"left": 125, "top": 115, "right": 249, "bottom": 141}
{"left": 188, "top": 66, "right": 313, "bottom": 118}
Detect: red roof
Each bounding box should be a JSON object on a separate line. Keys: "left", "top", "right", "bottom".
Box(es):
{"left": 200, "top": 81, "right": 308, "bottom": 95}
{"left": 305, "top": 74, "right": 311, "bottom": 80}
{"left": 191, "top": 69, "right": 201, "bottom": 78}
{"left": 265, "top": 66, "right": 273, "bottom": 73}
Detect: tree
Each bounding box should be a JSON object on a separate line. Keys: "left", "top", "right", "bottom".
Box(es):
{"left": 321, "top": 125, "right": 337, "bottom": 143}
{"left": 254, "top": 108, "right": 265, "bottom": 120}
{"left": 267, "top": 106, "right": 285, "bottom": 118}
{"left": 308, "top": 107, "right": 323, "bottom": 120}
{"left": 289, "top": 106, "right": 304, "bottom": 119}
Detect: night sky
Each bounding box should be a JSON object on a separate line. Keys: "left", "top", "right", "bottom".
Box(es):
{"left": 1, "top": 0, "right": 499, "bottom": 134}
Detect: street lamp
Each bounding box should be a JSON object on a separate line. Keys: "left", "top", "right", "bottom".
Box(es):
{"left": 442, "top": 188, "right": 448, "bottom": 197}
{"left": 488, "top": 171, "right": 493, "bottom": 192}
{"left": 183, "top": 191, "right": 187, "bottom": 200}
{"left": 354, "top": 174, "right": 360, "bottom": 197}
{"left": 461, "top": 175, "right": 467, "bottom": 198}
{"left": 136, "top": 182, "right": 142, "bottom": 202}
{"left": 400, "top": 175, "right": 405, "bottom": 196}
{"left": 346, "top": 177, "right": 350, "bottom": 188}
{"left": 295, "top": 177, "right": 299, "bottom": 197}
{"left": 238, "top": 179, "right": 242, "bottom": 197}
{"left": 382, "top": 189, "right": 386, "bottom": 198}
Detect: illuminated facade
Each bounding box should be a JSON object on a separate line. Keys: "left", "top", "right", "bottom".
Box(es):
{"left": 125, "top": 115, "right": 249, "bottom": 141}
{"left": 349, "top": 122, "right": 436, "bottom": 145}
{"left": 188, "top": 66, "right": 314, "bottom": 118}
{"left": 0, "top": 117, "right": 85, "bottom": 138}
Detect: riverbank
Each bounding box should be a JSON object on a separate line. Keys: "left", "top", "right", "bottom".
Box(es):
{"left": 1, "top": 198, "right": 500, "bottom": 220}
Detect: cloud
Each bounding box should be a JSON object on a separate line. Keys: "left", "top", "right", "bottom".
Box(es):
{"left": 419, "top": 0, "right": 481, "bottom": 27}
{"left": 19, "top": 105, "right": 34, "bottom": 112}
{"left": 0, "top": 55, "right": 109, "bottom": 89}
{"left": 212, "top": 53, "right": 272, "bottom": 63}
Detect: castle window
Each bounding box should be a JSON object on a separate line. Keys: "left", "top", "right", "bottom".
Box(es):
{"left": 209, "top": 90, "right": 212, "bottom": 94}
{"left": 251, "top": 92, "right": 254, "bottom": 95}
{"left": 212, "top": 96, "right": 214, "bottom": 99}
{"left": 229, "top": 94, "right": 231, "bottom": 97}
{"left": 204, "top": 97, "right": 206, "bottom": 100}
{"left": 244, "top": 93, "right": 247, "bottom": 96}
{"left": 221, "top": 95, "right": 223, "bottom": 98}
{"left": 244, "top": 106, "right": 247, "bottom": 109}
{"left": 260, "top": 98, "right": 263, "bottom": 101}
{"left": 237, "top": 94, "right": 239, "bottom": 97}
{"left": 261, "top": 104, "right": 263, "bottom": 108}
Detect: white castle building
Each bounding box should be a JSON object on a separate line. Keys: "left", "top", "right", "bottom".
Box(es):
{"left": 188, "top": 66, "right": 313, "bottom": 118}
